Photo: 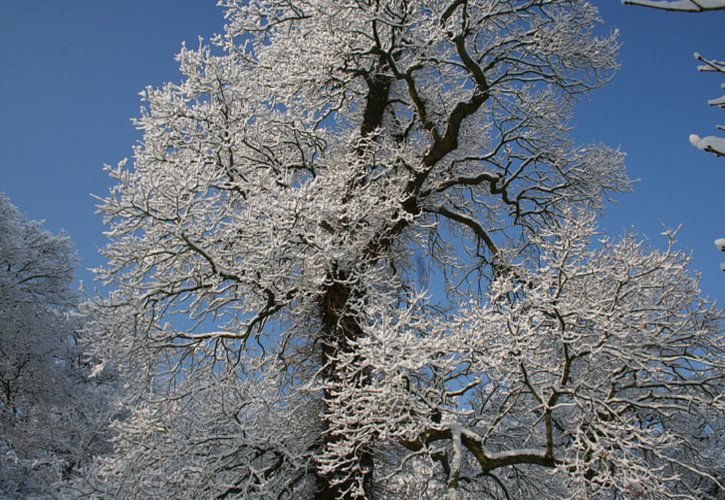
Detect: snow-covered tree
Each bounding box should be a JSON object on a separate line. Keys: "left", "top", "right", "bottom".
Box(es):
{"left": 83, "top": 1, "right": 722, "bottom": 498}
{"left": 0, "top": 194, "right": 113, "bottom": 497}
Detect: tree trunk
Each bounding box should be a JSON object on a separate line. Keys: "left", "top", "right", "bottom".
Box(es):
{"left": 313, "top": 68, "right": 391, "bottom": 500}
{"left": 315, "top": 273, "right": 375, "bottom": 499}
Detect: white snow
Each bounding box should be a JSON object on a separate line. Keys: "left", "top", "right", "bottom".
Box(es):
{"left": 707, "top": 95, "right": 725, "bottom": 107}
{"left": 625, "top": 0, "right": 725, "bottom": 11}
{"left": 689, "top": 134, "right": 725, "bottom": 154}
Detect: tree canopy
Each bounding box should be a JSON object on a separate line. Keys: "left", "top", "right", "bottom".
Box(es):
{"left": 80, "top": 1, "right": 723, "bottom": 498}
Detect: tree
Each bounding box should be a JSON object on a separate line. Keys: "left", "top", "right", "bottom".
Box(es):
{"left": 83, "top": 1, "right": 722, "bottom": 498}
{"left": 0, "top": 194, "right": 112, "bottom": 497}
{"left": 624, "top": 0, "right": 725, "bottom": 157}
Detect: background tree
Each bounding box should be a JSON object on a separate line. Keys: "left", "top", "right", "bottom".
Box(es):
{"left": 0, "top": 193, "right": 113, "bottom": 498}
{"left": 82, "top": 1, "right": 722, "bottom": 498}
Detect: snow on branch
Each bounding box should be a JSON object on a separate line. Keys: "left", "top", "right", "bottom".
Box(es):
{"left": 689, "top": 53, "right": 725, "bottom": 156}
{"left": 623, "top": 0, "right": 725, "bottom": 11}
{"left": 696, "top": 52, "right": 725, "bottom": 73}
{"left": 689, "top": 133, "right": 725, "bottom": 155}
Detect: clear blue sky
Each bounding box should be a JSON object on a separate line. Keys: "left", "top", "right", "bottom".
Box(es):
{"left": 1, "top": 1, "right": 723, "bottom": 302}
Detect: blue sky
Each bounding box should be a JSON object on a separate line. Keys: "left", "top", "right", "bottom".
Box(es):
{"left": 0, "top": 1, "right": 722, "bottom": 302}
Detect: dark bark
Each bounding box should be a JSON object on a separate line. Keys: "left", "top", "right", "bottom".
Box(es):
{"left": 314, "top": 71, "right": 391, "bottom": 500}
{"left": 360, "top": 73, "right": 393, "bottom": 138}
{"left": 315, "top": 270, "right": 375, "bottom": 499}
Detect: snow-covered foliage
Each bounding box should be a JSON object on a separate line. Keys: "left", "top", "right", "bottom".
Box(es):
{"left": 82, "top": 1, "right": 722, "bottom": 498}
{"left": 0, "top": 194, "right": 113, "bottom": 498}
